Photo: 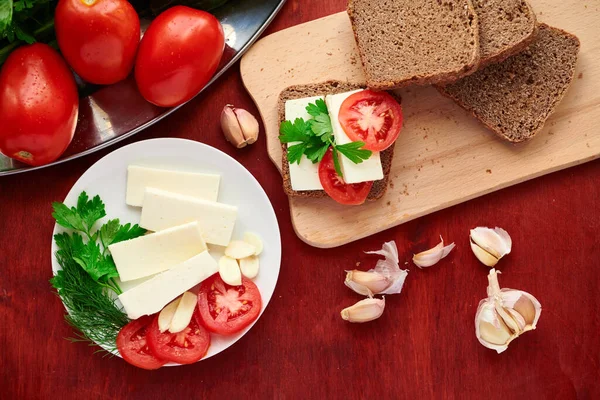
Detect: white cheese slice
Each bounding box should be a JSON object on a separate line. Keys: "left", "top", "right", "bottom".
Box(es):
{"left": 109, "top": 221, "right": 207, "bottom": 282}
{"left": 126, "top": 165, "right": 220, "bottom": 207}
{"left": 325, "top": 90, "right": 384, "bottom": 184}
{"left": 284, "top": 96, "right": 324, "bottom": 191}
{"left": 140, "top": 188, "right": 237, "bottom": 246}
{"left": 118, "top": 251, "right": 218, "bottom": 320}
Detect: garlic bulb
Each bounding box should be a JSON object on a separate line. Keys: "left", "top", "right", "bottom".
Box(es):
{"left": 475, "top": 269, "right": 542, "bottom": 353}
{"left": 340, "top": 297, "right": 385, "bottom": 323}
{"left": 412, "top": 235, "right": 455, "bottom": 268}
{"left": 470, "top": 227, "right": 512, "bottom": 267}
{"left": 345, "top": 241, "right": 408, "bottom": 296}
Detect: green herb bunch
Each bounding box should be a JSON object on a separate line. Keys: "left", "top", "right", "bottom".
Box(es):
{"left": 278, "top": 99, "right": 372, "bottom": 178}
{"left": 51, "top": 191, "right": 145, "bottom": 352}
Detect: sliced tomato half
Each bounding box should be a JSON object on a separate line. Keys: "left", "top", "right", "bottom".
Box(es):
{"left": 146, "top": 313, "right": 210, "bottom": 364}
{"left": 197, "top": 275, "right": 262, "bottom": 335}
{"left": 338, "top": 89, "right": 403, "bottom": 151}
{"left": 318, "top": 149, "right": 373, "bottom": 205}
{"left": 116, "top": 315, "right": 166, "bottom": 370}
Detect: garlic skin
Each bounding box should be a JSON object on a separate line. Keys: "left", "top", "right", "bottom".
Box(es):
{"left": 346, "top": 240, "right": 408, "bottom": 295}
{"left": 475, "top": 269, "right": 542, "bottom": 353}
{"left": 340, "top": 297, "right": 385, "bottom": 323}
{"left": 470, "top": 227, "right": 512, "bottom": 267}
{"left": 221, "top": 105, "right": 259, "bottom": 148}
{"left": 412, "top": 236, "right": 455, "bottom": 268}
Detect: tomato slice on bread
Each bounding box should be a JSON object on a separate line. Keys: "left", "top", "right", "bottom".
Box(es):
{"left": 318, "top": 149, "right": 373, "bottom": 205}
{"left": 338, "top": 90, "right": 403, "bottom": 152}
{"left": 197, "top": 275, "right": 262, "bottom": 335}
{"left": 116, "top": 315, "right": 165, "bottom": 370}
{"left": 146, "top": 313, "right": 210, "bottom": 364}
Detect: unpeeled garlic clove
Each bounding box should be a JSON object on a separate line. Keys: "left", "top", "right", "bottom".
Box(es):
{"left": 221, "top": 105, "right": 259, "bottom": 148}
{"left": 345, "top": 270, "right": 392, "bottom": 296}
{"left": 412, "top": 235, "right": 455, "bottom": 268}
{"left": 475, "top": 269, "right": 542, "bottom": 353}
{"left": 340, "top": 297, "right": 385, "bottom": 323}
{"left": 359, "top": 240, "right": 408, "bottom": 295}
{"left": 470, "top": 227, "right": 512, "bottom": 266}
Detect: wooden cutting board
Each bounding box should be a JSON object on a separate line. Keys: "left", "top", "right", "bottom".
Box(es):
{"left": 240, "top": 1, "right": 600, "bottom": 248}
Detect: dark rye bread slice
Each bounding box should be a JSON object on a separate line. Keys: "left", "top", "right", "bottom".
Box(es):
{"left": 347, "top": 0, "right": 480, "bottom": 90}
{"left": 438, "top": 24, "right": 580, "bottom": 143}
{"left": 473, "top": 0, "right": 537, "bottom": 67}
{"left": 278, "top": 81, "right": 395, "bottom": 201}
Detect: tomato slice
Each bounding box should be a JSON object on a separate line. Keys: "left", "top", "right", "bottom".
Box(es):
{"left": 197, "top": 275, "right": 262, "bottom": 335}
{"left": 338, "top": 90, "right": 403, "bottom": 151}
{"left": 318, "top": 149, "right": 373, "bottom": 205}
{"left": 146, "top": 313, "right": 210, "bottom": 364}
{"left": 116, "top": 316, "right": 165, "bottom": 370}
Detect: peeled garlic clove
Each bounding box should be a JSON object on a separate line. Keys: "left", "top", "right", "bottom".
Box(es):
{"left": 218, "top": 255, "right": 242, "bottom": 286}
{"left": 233, "top": 108, "right": 259, "bottom": 144}
{"left": 345, "top": 270, "right": 391, "bottom": 296}
{"left": 158, "top": 297, "right": 181, "bottom": 333}
{"left": 340, "top": 297, "right": 385, "bottom": 323}
{"left": 169, "top": 291, "right": 197, "bottom": 333}
{"left": 221, "top": 105, "right": 247, "bottom": 148}
{"left": 243, "top": 232, "right": 263, "bottom": 255}
{"left": 239, "top": 255, "right": 259, "bottom": 279}
{"left": 412, "top": 236, "right": 455, "bottom": 268}
{"left": 470, "top": 227, "right": 512, "bottom": 265}
{"left": 225, "top": 240, "right": 257, "bottom": 260}
{"left": 470, "top": 240, "right": 499, "bottom": 267}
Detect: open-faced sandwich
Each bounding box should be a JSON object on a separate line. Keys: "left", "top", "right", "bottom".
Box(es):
{"left": 278, "top": 81, "right": 403, "bottom": 206}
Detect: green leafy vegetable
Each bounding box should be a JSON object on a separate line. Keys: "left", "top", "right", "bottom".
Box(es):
{"left": 278, "top": 99, "right": 372, "bottom": 178}
{"left": 51, "top": 191, "right": 147, "bottom": 353}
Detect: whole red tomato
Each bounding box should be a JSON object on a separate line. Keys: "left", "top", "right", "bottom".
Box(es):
{"left": 135, "top": 6, "right": 225, "bottom": 107}
{"left": 55, "top": 0, "right": 140, "bottom": 85}
{"left": 0, "top": 44, "right": 79, "bottom": 166}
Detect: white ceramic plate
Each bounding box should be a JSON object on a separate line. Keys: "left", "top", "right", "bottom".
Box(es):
{"left": 50, "top": 138, "right": 281, "bottom": 364}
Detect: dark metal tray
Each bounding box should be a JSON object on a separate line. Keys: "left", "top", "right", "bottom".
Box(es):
{"left": 0, "top": 0, "right": 286, "bottom": 176}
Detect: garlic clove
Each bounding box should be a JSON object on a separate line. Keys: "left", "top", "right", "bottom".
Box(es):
{"left": 243, "top": 232, "right": 263, "bottom": 255}
{"left": 218, "top": 255, "right": 242, "bottom": 286}
{"left": 345, "top": 270, "right": 391, "bottom": 296}
{"left": 470, "top": 227, "right": 512, "bottom": 261}
{"left": 499, "top": 289, "right": 541, "bottom": 331}
{"left": 412, "top": 235, "right": 455, "bottom": 268}
{"left": 234, "top": 108, "right": 259, "bottom": 144}
{"left": 470, "top": 240, "right": 499, "bottom": 267}
{"left": 158, "top": 297, "right": 180, "bottom": 333}
{"left": 225, "top": 240, "right": 257, "bottom": 260}
{"left": 340, "top": 297, "right": 385, "bottom": 323}
{"left": 169, "top": 291, "right": 197, "bottom": 333}
{"left": 239, "top": 255, "right": 260, "bottom": 279}
{"left": 221, "top": 105, "right": 247, "bottom": 148}
{"left": 476, "top": 301, "right": 514, "bottom": 352}
{"left": 363, "top": 241, "right": 408, "bottom": 295}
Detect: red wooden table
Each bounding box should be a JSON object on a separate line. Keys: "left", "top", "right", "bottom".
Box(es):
{"left": 1, "top": 1, "right": 599, "bottom": 398}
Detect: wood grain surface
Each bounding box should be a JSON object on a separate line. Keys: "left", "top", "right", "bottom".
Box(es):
{"left": 240, "top": 2, "right": 600, "bottom": 248}
{"left": 1, "top": 1, "right": 599, "bottom": 399}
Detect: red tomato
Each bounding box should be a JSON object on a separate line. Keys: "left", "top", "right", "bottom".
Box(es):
{"left": 0, "top": 43, "right": 78, "bottom": 166}
{"left": 318, "top": 149, "right": 373, "bottom": 205}
{"left": 116, "top": 316, "right": 165, "bottom": 370}
{"left": 147, "top": 313, "right": 210, "bottom": 364}
{"left": 55, "top": 0, "right": 140, "bottom": 85}
{"left": 134, "top": 6, "right": 225, "bottom": 107}
{"left": 338, "top": 90, "right": 403, "bottom": 151}
{"left": 197, "top": 275, "right": 262, "bottom": 335}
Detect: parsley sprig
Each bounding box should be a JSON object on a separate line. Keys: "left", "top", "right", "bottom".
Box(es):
{"left": 279, "top": 99, "right": 372, "bottom": 177}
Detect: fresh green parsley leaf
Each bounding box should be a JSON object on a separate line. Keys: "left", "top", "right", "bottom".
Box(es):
{"left": 336, "top": 141, "right": 372, "bottom": 164}
{"left": 279, "top": 118, "right": 310, "bottom": 143}
{"left": 310, "top": 113, "right": 333, "bottom": 138}
{"left": 99, "top": 219, "right": 145, "bottom": 248}
{"left": 305, "top": 98, "right": 328, "bottom": 117}
{"left": 305, "top": 141, "right": 329, "bottom": 163}
{"left": 76, "top": 192, "right": 106, "bottom": 230}
{"left": 52, "top": 202, "right": 86, "bottom": 232}
{"left": 287, "top": 142, "right": 307, "bottom": 164}
{"left": 331, "top": 147, "right": 343, "bottom": 178}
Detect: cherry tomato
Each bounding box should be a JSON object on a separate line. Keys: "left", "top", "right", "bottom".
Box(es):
{"left": 116, "top": 316, "right": 166, "bottom": 370}
{"left": 134, "top": 6, "right": 225, "bottom": 107}
{"left": 318, "top": 149, "right": 373, "bottom": 205}
{"left": 0, "top": 43, "right": 78, "bottom": 166}
{"left": 197, "top": 275, "right": 262, "bottom": 335}
{"left": 55, "top": 0, "right": 140, "bottom": 85}
{"left": 147, "top": 313, "right": 210, "bottom": 364}
{"left": 338, "top": 90, "right": 403, "bottom": 152}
